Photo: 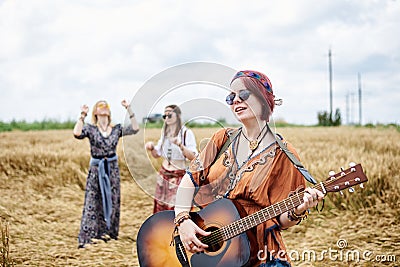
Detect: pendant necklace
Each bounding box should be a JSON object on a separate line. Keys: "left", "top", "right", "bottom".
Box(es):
{"left": 165, "top": 128, "right": 175, "bottom": 166}
{"left": 241, "top": 123, "right": 268, "bottom": 151}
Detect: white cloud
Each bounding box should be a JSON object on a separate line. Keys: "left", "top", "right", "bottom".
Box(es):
{"left": 0, "top": 0, "right": 399, "bottom": 125}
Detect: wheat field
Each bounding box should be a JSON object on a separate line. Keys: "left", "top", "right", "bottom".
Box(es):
{"left": 0, "top": 127, "right": 399, "bottom": 266}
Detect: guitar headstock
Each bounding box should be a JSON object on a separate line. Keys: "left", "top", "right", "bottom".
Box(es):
{"left": 324, "top": 163, "right": 368, "bottom": 193}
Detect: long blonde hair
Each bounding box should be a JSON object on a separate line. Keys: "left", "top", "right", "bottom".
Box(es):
{"left": 91, "top": 100, "right": 112, "bottom": 125}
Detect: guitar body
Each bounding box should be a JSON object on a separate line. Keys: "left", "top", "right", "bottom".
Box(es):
{"left": 137, "top": 163, "right": 368, "bottom": 267}
{"left": 137, "top": 198, "right": 258, "bottom": 267}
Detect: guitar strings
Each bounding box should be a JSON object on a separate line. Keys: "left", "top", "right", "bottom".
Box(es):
{"left": 199, "top": 190, "right": 311, "bottom": 246}
{"left": 198, "top": 191, "right": 309, "bottom": 246}
{"left": 195, "top": 178, "right": 349, "bottom": 247}
{"left": 211, "top": 169, "right": 360, "bottom": 246}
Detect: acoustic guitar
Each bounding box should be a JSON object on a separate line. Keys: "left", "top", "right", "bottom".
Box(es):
{"left": 137, "top": 163, "right": 368, "bottom": 267}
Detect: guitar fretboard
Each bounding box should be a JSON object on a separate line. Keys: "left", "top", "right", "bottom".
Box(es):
{"left": 196, "top": 164, "right": 366, "bottom": 249}
{"left": 201, "top": 183, "right": 324, "bottom": 246}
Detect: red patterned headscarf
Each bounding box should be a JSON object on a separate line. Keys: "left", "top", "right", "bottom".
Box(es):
{"left": 231, "top": 70, "right": 276, "bottom": 114}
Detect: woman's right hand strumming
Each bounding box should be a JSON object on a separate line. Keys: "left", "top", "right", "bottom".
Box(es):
{"left": 178, "top": 219, "right": 210, "bottom": 253}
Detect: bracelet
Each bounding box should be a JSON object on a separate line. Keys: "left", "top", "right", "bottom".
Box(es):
{"left": 79, "top": 111, "right": 87, "bottom": 122}
{"left": 287, "top": 209, "right": 308, "bottom": 221}
{"left": 174, "top": 211, "right": 191, "bottom": 226}
{"left": 126, "top": 105, "right": 135, "bottom": 118}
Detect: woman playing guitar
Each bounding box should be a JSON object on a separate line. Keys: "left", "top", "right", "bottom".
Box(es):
{"left": 174, "top": 70, "right": 325, "bottom": 267}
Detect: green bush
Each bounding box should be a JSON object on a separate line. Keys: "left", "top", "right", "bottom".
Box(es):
{"left": 317, "top": 108, "right": 342, "bottom": 126}
{"left": 0, "top": 119, "right": 76, "bottom": 132}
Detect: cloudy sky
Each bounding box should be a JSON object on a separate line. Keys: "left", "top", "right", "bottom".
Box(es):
{"left": 0, "top": 0, "right": 399, "bottom": 125}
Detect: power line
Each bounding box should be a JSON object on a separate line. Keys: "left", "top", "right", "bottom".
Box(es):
{"left": 358, "top": 73, "right": 362, "bottom": 125}
{"left": 346, "top": 92, "right": 349, "bottom": 125}
{"left": 328, "top": 48, "right": 333, "bottom": 120}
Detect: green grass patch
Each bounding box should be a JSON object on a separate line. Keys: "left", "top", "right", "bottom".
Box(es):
{"left": 0, "top": 119, "right": 76, "bottom": 132}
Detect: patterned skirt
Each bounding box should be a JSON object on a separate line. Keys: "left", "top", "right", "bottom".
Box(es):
{"left": 78, "top": 161, "right": 121, "bottom": 247}
{"left": 153, "top": 165, "right": 186, "bottom": 213}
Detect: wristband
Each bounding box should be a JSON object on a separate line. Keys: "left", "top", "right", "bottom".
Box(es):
{"left": 174, "top": 211, "right": 191, "bottom": 226}
{"left": 288, "top": 209, "right": 308, "bottom": 221}
{"left": 126, "top": 105, "right": 135, "bottom": 117}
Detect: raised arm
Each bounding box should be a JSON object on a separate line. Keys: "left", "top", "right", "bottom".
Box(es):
{"left": 73, "top": 104, "right": 89, "bottom": 137}
{"left": 121, "top": 99, "right": 139, "bottom": 134}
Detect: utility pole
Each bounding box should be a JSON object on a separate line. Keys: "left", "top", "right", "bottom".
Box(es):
{"left": 328, "top": 49, "right": 333, "bottom": 122}
{"left": 346, "top": 92, "right": 349, "bottom": 125}
{"left": 351, "top": 92, "right": 355, "bottom": 125}
{"left": 358, "top": 73, "right": 362, "bottom": 125}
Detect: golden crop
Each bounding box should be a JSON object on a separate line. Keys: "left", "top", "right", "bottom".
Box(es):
{"left": 0, "top": 127, "right": 399, "bottom": 266}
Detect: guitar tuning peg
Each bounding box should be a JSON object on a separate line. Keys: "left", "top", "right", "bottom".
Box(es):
{"left": 348, "top": 187, "right": 355, "bottom": 193}
{"left": 360, "top": 184, "right": 364, "bottom": 189}
{"left": 340, "top": 167, "right": 346, "bottom": 176}
{"left": 328, "top": 171, "right": 335, "bottom": 176}
{"left": 349, "top": 162, "right": 356, "bottom": 167}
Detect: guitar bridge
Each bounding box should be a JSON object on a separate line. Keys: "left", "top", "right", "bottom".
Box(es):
{"left": 174, "top": 235, "right": 190, "bottom": 267}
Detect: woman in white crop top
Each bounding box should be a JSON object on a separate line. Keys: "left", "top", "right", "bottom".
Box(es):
{"left": 145, "top": 105, "right": 198, "bottom": 213}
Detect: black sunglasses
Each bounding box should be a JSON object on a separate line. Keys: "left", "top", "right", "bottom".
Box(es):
{"left": 162, "top": 114, "right": 172, "bottom": 119}
{"left": 226, "top": 89, "right": 251, "bottom": 105}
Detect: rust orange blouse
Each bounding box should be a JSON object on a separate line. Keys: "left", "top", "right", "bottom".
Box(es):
{"left": 187, "top": 128, "right": 305, "bottom": 265}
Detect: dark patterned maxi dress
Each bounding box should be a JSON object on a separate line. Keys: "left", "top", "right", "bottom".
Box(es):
{"left": 74, "top": 123, "right": 138, "bottom": 247}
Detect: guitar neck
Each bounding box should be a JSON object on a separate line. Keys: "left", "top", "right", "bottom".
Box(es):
{"left": 197, "top": 163, "right": 366, "bottom": 250}
{"left": 222, "top": 183, "right": 324, "bottom": 240}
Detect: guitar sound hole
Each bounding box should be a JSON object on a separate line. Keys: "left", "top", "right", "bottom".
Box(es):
{"left": 202, "top": 226, "right": 223, "bottom": 253}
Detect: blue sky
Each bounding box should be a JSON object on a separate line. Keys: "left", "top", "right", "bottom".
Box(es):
{"left": 0, "top": 0, "right": 399, "bottom": 125}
